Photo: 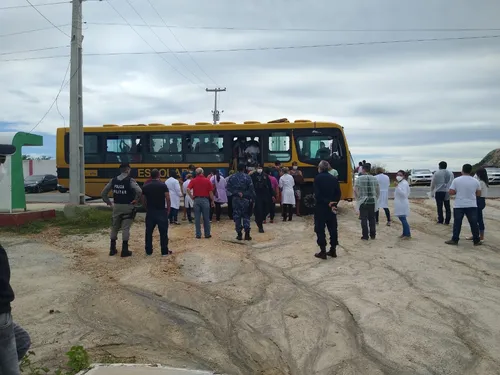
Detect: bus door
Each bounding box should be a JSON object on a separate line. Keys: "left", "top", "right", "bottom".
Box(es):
{"left": 231, "top": 132, "right": 264, "bottom": 171}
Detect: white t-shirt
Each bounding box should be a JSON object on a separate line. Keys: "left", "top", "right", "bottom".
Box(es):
{"left": 450, "top": 175, "right": 480, "bottom": 208}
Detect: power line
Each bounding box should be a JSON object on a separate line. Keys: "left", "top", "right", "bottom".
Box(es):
{"left": 105, "top": 0, "right": 201, "bottom": 86}
{"left": 121, "top": 0, "right": 206, "bottom": 86}
{"left": 0, "top": 45, "right": 69, "bottom": 56}
{"left": 145, "top": 0, "right": 218, "bottom": 86}
{"left": 29, "top": 60, "right": 72, "bottom": 134}
{"left": 24, "top": 0, "right": 70, "bottom": 38}
{"left": 0, "top": 1, "right": 70, "bottom": 10}
{"left": 0, "top": 24, "right": 71, "bottom": 38}
{"left": 85, "top": 22, "right": 500, "bottom": 33}
{"left": 1, "top": 34, "right": 499, "bottom": 62}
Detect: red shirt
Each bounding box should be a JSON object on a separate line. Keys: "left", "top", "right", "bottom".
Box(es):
{"left": 188, "top": 175, "right": 213, "bottom": 198}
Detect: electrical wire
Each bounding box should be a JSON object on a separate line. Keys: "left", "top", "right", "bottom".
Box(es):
{"left": 24, "top": 0, "right": 70, "bottom": 38}
{"left": 105, "top": 0, "right": 201, "bottom": 86}
{"left": 121, "top": 0, "right": 205, "bottom": 86}
{"left": 0, "top": 24, "right": 71, "bottom": 38}
{"left": 146, "top": 0, "right": 218, "bottom": 86}
{"left": 29, "top": 60, "right": 72, "bottom": 134}
{"left": 0, "top": 45, "right": 69, "bottom": 56}
{"left": 1, "top": 34, "right": 499, "bottom": 63}
{"left": 85, "top": 22, "right": 500, "bottom": 33}
{"left": 0, "top": 1, "right": 70, "bottom": 10}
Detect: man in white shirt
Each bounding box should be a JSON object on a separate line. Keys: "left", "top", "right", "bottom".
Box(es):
{"left": 445, "top": 164, "right": 482, "bottom": 246}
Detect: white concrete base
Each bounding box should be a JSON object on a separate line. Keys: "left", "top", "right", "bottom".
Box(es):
{"left": 77, "top": 364, "right": 216, "bottom": 375}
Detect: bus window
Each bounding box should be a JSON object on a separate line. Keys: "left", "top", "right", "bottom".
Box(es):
{"left": 185, "top": 133, "right": 224, "bottom": 163}
{"left": 295, "top": 135, "right": 345, "bottom": 163}
{"left": 105, "top": 135, "right": 143, "bottom": 163}
{"left": 268, "top": 132, "right": 290, "bottom": 162}
{"left": 144, "top": 133, "right": 182, "bottom": 162}
{"left": 84, "top": 134, "right": 101, "bottom": 164}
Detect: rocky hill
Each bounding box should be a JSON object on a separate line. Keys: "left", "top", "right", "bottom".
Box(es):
{"left": 475, "top": 148, "right": 500, "bottom": 168}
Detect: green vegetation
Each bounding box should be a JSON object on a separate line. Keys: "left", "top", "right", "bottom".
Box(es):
{"left": 474, "top": 148, "right": 500, "bottom": 169}
{"left": 20, "top": 346, "right": 90, "bottom": 375}
{"left": 1, "top": 207, "right": 111, "bottom": 236}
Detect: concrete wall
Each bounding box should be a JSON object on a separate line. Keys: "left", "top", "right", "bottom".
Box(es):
{"left": 23, "top": 159, "right": 56, "bottom": 178}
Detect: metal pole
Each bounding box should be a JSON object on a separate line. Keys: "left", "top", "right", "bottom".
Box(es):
{"left": 206, "top": 87, "right": 226, "bottom": 124}
{"left": 69, "top": 0, "right": 85, "bottom": 205}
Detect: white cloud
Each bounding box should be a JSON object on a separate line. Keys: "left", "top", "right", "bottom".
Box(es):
{"left": 0, "top": 0, "right": 499, "bottom": 171}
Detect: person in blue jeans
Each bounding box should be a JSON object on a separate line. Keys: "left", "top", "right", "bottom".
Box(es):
{"left": 394, "top": 170, "right": 411, "bottom": 239}
{"left": 466, "top": 168, "right": 489, "bottom": 242}
{"left": 1, "top": 243, "right": 31, "bottom": 375}
{"left": 141, "top": 169, "right": 172, "bottom": 256}
{"left": 446, "top": 164, "right": 482, "bottom": 246}
{"left": 187, "top": 168, "right": 215, "bottom": 239}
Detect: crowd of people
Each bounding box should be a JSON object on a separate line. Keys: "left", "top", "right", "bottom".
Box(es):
{"left": 99, "top": 161, "right": 312, "bottom": 256}
{"left": 353, "top": 160, "right": 489, "bottom": 246}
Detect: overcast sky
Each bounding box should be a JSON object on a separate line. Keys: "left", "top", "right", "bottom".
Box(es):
{"left": 1, "top": 0, "right": 499, "bottom": 170}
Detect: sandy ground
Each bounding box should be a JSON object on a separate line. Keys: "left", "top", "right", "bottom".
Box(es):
{"left": 3, "top": 198, "right": 500, "bottom": 375}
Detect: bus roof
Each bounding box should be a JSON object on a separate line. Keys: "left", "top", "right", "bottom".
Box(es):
{"left": 57, "top": 119, "right": 343, "bottom": 133}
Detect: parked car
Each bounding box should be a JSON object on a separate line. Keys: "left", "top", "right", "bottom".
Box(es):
{"left": 485, "top": 167, "right": 500, "bottom": 185}
{"left": 408, "top": 169, "right": 433, "bottom": 186}
{"left": 24, "top": 174, "right": 58, "bottom": 193}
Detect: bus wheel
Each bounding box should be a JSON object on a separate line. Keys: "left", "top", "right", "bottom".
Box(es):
{"left": 300, "top": 185, "right": 315, "bottom": 215}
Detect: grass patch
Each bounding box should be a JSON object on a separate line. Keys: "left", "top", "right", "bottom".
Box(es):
{"left": 0, "top": 207, "right": 112, "bottom": 236}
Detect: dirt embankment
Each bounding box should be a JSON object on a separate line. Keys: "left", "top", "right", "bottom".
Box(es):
{"left": 4, "top": 198, "right": 500, "bottom": 375}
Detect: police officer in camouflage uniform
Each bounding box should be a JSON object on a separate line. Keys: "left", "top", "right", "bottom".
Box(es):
{"left": 101, "top": 163, "right": 142, "bottom": 257}
{"left": 227, "top": 163, "right": 256, "bottom": 241}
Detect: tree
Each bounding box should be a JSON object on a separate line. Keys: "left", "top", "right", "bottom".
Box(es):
{"left": 22, "top": 155, "right": 52, "bottom": 161}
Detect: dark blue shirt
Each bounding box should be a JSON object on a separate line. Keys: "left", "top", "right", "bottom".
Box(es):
{"left": 314, "top": 171, "right": 341, "bottom": 211}
{"left": 227, "top": 172, "right": 256, "bottom": 200}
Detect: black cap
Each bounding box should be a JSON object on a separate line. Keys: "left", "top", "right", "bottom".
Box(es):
{"left": 119, "top": 163, "right": 130, "bottom": 169}
{"left": 0, "top": 144, "right": 16, "bottom": 155}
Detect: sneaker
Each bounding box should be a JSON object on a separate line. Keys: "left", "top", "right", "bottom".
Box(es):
{"left": 361, "top": 237, "right": 369, "bottom": 241}
{"left": 473, "top": 241, "right": 483, "bottom": 246}
{"left": 205, "top": 235, "right": 212, "bottom": 239}
{"left": 445, "top": 240, "right": 458, "bottom": 245}
{"left": 386, "top": 221, "right": 391, "bottom": 226}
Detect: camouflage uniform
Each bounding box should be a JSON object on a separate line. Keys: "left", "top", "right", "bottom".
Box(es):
{"left": 227, "top": 171, "right": 255, "bottom": 238}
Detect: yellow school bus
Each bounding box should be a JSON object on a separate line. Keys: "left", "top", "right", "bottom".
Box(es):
{"left": 56, "top": 119, "right": 354, "bottom": 214}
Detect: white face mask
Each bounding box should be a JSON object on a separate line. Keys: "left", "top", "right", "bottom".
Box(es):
{"left": 396, "top": 175, "right": 403, "bottom": 182}
{"left": 257, "top": 169, "right": 263, "bottom": 173}
{"left": 293, "top": 166, "right": 298, "bottom": 170}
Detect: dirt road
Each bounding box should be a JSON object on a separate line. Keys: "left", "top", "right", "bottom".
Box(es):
{"left": 3, "top": 198, "right": 500, "bottom": 374}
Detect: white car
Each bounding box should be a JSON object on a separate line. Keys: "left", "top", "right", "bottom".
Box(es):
{"left": 408, "top": 168, "right": 433, "bottom": 186}
{"left": 485, "top": 167, "right": 500, "bottom": 185}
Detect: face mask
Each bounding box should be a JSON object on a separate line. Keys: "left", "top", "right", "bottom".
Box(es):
{"left": 293, "top": 166, "right": 298, "bottom": 170}
{"left": 257, "top": 169, "right": 263, "bottom": 174}
{"left": 396, "top": 176, "right": 403, "bottom": 182}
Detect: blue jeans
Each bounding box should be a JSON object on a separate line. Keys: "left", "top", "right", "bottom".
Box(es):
{"left": 0, "top": 313, "right": 28, "bottom": 375}
{"left": 145, "top": 209, "right": 169, "bottom": 255}
{"left": 168, "top": 207, "right": 179, "bottom": 223}
{"left": 398, "top": 215, "right": 411, "bottom": 237}
{"left": 477, "top": 197, "right": 486, "bottom": 232}
{"left": 452, "top": 207, "right": 480, "bottom": 243}
{"left": 194, "top": 198, "right": 211, "bottom": 238}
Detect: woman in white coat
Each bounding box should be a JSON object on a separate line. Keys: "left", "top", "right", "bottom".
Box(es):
{"left": 166, "top": 174, "right": 183, "bottom": 225}
{"left": 375, "top": 167, "right": 391, "bottom": 226}
{"left": 279, "top": 167, "right": 296, "bottom": 221}
{"left": 182, "top": 174, "right": 194, "bottom": 223}
{"left": 394, "top": 169, "right": 411, "bottom": 238}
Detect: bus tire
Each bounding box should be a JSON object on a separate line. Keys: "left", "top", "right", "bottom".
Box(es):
{"left": 300, "top": 185, "right": 315, "bottom": 216}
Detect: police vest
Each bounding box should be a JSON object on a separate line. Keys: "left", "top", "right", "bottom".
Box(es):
{"left": 112, "top": 177, "right": 135, "bottom": 204}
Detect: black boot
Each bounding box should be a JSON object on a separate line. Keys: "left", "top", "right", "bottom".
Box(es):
{"left": 121, "top": 241, "right": 132, "bottom": 257}
{"left": 236, "top": 232, "right": 243, "bottom": 241}
{"left": 244, "top": 230, "right": 252, "bottom": 241}
{"left": 109, "top": 239, "right": 117, "bottom": 256}
{"left": 258, "top": 226, "right": 264, "bottom": 233}
{"left": 326, "top": 247, "right": 337, "bottom": 258}
{"left": 315, "top": 246, "right": 327, "bottom": 260}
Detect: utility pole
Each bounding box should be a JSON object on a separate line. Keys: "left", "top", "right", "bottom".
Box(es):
{"left": 206, "top": 87, "right": 226, "bottom": 124}
{"left": 69, "top": 0, "right": 85, "bottom": 205}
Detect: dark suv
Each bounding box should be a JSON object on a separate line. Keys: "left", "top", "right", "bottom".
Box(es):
{"left": 24, "top": 174, "right": 58, "bottom": 193}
